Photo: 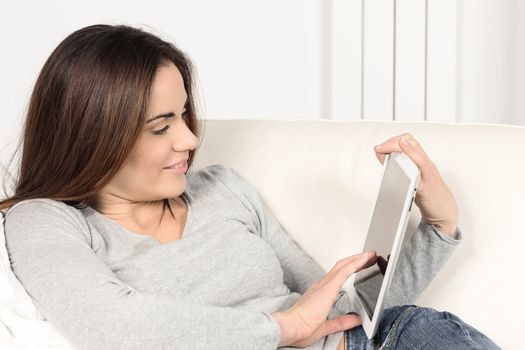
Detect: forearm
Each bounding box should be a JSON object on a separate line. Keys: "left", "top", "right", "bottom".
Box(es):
{"left": 384, "top": 219, "right": 462, "bottom": 308}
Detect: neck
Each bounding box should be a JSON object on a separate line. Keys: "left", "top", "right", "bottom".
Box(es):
{"left": 93, "top": 195, "right": 185, "bottom": 234}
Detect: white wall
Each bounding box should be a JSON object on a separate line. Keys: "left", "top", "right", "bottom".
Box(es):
{"left": 457, "top": 0, "right": 525, "bottom": 125}
{"left": 0, "top": 0, "right": 322, "bottom": 166}
{"left": 1, "top": 0, "right": 525, "bottom": 167}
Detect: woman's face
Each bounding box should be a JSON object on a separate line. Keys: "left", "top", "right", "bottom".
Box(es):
{"left": 101, "top": 61, "right": 198, "bottom": 203}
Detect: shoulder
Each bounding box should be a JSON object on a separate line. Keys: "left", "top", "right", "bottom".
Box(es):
{"left": 4, "top": 198, "right": 91, "bottom": 245}
{"left": 188, "top": 163, "right": 237, "bottom": 180}
{"left": 188, "top": 163, "right": 251, "bottom": 191}
{"left": 187, "top": 163, "right": 260, "bottom": 204}
{"left": 6, "top": 198, "right": 81, "bottom": 220}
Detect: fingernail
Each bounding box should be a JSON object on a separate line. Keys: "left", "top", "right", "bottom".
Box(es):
{"left": 374, "top": 145, "right": 381, "bottom": 151}
{"left": 361, "top": 252, "right": 369, "bottom": 259}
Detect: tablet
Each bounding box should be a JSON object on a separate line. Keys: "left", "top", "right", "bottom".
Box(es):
{"left": 344, "top": 151, "right": 420, "bottom": 340}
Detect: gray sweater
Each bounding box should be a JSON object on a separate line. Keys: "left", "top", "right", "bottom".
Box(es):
{"left": 4, "top": 164, "right": 462, "bottom": 350}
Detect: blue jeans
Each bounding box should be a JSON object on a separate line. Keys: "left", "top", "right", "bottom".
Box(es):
{"left": 344, "top": 305, "right": 501, "bottom": 349}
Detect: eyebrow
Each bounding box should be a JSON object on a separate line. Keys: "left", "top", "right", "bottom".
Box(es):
{"left": 146, "top": 112, "right": 175, "bottom": 124}
{"left": 146, "top": 97, "right": 188, "bottom": 124}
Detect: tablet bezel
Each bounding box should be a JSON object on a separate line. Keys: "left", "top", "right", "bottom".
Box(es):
{"left": 348, "top": 151, "right": 421, "bottom": 340}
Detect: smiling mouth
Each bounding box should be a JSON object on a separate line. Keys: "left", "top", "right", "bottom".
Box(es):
{"left": 164, "top": 159, "right": 188, "bottom": 169}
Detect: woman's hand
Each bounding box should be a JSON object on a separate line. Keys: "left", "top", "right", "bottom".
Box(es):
{"left": 272, "top": 251, "right": 378, "bottom": 348}
{"left": 373, "top": 132, "right": 459, "bottom": 236}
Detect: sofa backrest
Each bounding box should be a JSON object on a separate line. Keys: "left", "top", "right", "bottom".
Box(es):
{"left": 191, "top": 119, "right": 525, "bottom": 348}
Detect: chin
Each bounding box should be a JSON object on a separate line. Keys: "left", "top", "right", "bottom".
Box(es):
{"left": 166, "top": 185, "right": 187, "bottom": 198}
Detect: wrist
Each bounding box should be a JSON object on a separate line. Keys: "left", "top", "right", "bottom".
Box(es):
{"left": 434, "top": 222, "right": 457, "bottom": 237}
{"left": 272, "top": 311, "right": 296, "bottom": 347}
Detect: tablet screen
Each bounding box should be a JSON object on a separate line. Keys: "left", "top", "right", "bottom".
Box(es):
{"left": 353, "top": 156, "right": 411, "bottom": 319}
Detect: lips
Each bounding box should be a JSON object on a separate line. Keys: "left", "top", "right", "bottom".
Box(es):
{"left": 164, "top": 158, "right": 188, "bottom": 169}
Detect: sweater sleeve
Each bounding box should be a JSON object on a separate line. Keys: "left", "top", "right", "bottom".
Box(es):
{"left": 214, "top": 165, "right": 327, "bottom": 295}
{"left": 383, "top": 219, "right": 463, "bottom": 308}
{"left": 4, "top": 199, "right": 281, "bottom": 350}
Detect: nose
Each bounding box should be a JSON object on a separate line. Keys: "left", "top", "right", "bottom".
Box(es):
{"left": 170, "top": 119, "right": 199, "bottom": 152}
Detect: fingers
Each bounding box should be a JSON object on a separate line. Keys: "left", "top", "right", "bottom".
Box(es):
{"left": 373, "top": 132, "right": 434, "bottom": 179}
{"left": 331, "top": 251, "right": 375, "bottom": 274}
{"left": 321, "top": 314, "right": 362, "bottom": 336}
{"left": 359, "top": 251, "right": 378, "bottom": 270}
{"left": 332, "top": 251, "right": 372, "bottom": 269}
{"left": 325, "top": 251, "right": 377, "bottom": 290}
{"left": 286, "top": 253, "right": 376, "bottom": 347}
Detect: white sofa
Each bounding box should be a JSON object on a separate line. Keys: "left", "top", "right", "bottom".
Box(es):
{"left": 192, "top": 119, "right": 523, "bottom": 349}
{"left": 1, "top": 119, "right": 522, "bottom": 349}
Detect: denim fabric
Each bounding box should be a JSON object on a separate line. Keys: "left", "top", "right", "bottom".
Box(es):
{"left": 345, "top": 305, "right": 501, "bottom": 350}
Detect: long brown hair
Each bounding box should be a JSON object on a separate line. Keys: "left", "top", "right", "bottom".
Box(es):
{"left": 0, "top": 24, "right": 204, "bottom": 213}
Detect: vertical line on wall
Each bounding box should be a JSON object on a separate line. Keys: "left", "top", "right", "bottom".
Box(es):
{"left": 361, "top": 0, "right": 365, "bottom": 120}
{"left": 321, "top": 0, "right": 333, "bottom": 119}
{"left": 456, "top": 0, "right": 463, "bottom": 123}
{"left": 424, "top": 0, "right": 428, "bottom": 121}
{"left": 393, "top": 0, "right": 397, "bottom": 121}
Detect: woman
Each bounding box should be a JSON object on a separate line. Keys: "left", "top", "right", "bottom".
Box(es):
{"left": 0, "top": 24, "right": 499, "bottom": 349}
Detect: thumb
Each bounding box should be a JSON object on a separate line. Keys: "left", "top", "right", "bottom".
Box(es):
{"left": 321, "top": 314, "right": 363, "bottom": 336}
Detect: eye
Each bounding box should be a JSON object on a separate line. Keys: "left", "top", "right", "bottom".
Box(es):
{"left": 152, "top": 111, "right": 188, "bottom": 135}
{"left": 153, "top": 125, "right": 170, "bottom": 135}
